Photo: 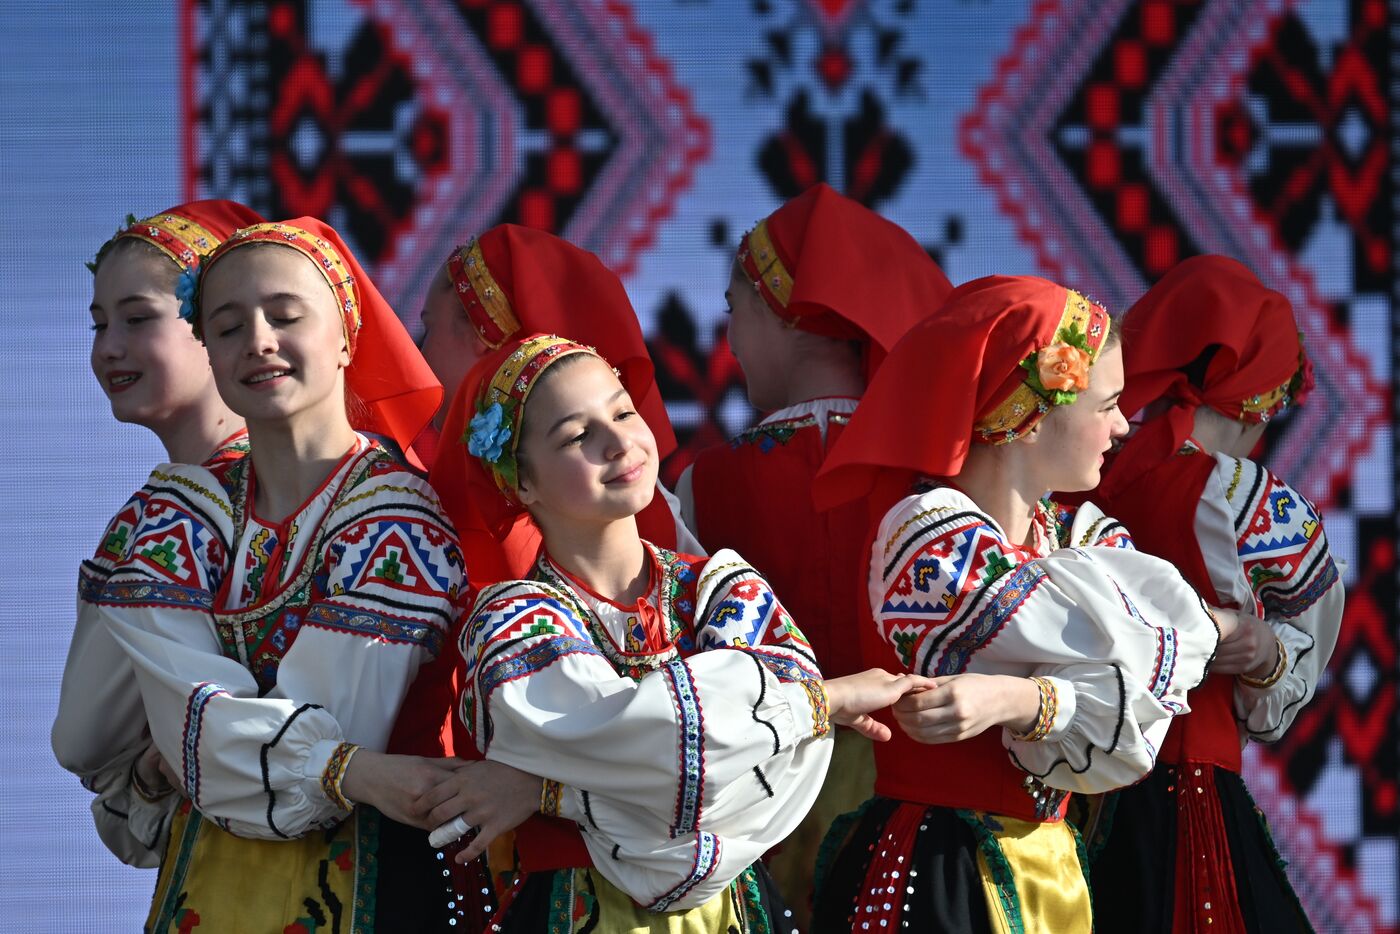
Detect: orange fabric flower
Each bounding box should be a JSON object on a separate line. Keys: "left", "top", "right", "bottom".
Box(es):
{"left": 1038, "top": 343, "right": 1091, "bottom": 392}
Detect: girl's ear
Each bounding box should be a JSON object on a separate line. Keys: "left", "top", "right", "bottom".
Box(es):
{"left": 514, "top": 468, "right": 538, "bottom": 507}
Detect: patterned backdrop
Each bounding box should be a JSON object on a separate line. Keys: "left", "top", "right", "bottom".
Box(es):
{"left": 178, "top": 1, "right": 1395, "bottom": 928}
{"left": 2, "top": 0, "right": 1389, "bottom": 928}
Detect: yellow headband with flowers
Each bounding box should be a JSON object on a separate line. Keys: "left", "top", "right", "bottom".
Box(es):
{"left": 193, "top": 222, "right": 363, "bottom": 353}
{"left": 466, "top": 335, "right": 600, "bottom": 499}
{"left": 974, "top": 289, "right": 1112, "bottom": 443}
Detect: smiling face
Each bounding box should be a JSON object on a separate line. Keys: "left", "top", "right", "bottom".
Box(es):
{"left": 1028, "top": 342, "right": 1129, "bottom": 492}
{"left": 419, "top": 264, "right": 491, "bottom": 426}
{"left": 90, "top": 241, "right": 219, "bottom": 430}
{"left": 198, "top": 244, "right": 351, "bottom": 432}
{"left": 513, "top": 354, "right": 659, "bottom": 531}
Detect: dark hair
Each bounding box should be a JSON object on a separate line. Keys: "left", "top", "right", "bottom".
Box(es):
{"left": 91, "top": 237, "right": 180, "bottom": 293}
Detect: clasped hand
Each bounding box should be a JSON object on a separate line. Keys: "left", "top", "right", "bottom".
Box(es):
{"left": 341, "top": 751, "right": 541, "bottom": 863}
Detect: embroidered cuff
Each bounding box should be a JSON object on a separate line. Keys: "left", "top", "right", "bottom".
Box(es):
{"left": 320, "top": 741, "right": 360, "bottom": 812}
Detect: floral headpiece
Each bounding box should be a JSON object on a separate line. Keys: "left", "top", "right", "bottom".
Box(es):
{"left": 89, "top": 212, "right": 223, "bottom": 322}
{"left": 467, "top": 335, "right": 599, "bottom": 499}
{"left": 194, "top": 222, "right": 363, "bottom": 353}
{"left": 447, "top": 238, "right": 522, "bottom": 350}
{"left": 974, "top": 290, "right": 1112, "bottom": 443}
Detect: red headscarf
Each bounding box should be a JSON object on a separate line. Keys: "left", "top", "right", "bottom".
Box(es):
{"left": 1098, "top": 255, "right": 1312, "bottom": 499}
{"left": 196, "top": 218, "right": 442, "bottom": 456}
{"left": 813, "top": 275, "right": 1112, "bottom": 510}
{"left": 736, "top": 182, "right": 953, "bottom": 376}
{"left": 441, "top": 224, "right": 676, "bottom": 458}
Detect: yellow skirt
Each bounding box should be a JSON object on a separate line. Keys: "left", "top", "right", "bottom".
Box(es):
{"left": 147, "top": 800, "right": 377, "bottom": 934}
{"left": 500, "top": 863, "right": 781, "bottom": 933}
{"left": 962, "top": 810, "right": 1092, "bottom": 934}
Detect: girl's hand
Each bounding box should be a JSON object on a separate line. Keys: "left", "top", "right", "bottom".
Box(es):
{"left": 339, "top": 750, "right": 462, "bottom": 829}
{"left": 891, "top": 673, "right": 1042, "bottom": 744}
{"left": 1212, "top": 612, "right": 1278, "bottom": 677}
{"left": 823, "top": 669, "right": 934, "bottom": 742}
{"left": 419, "top": 760, "right": 544, "bottom": 864}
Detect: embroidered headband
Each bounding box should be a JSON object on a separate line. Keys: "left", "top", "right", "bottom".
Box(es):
{"left": 446, "top": 239, "right": 523, "bottom": 350}
{"left": 195, "top": 222, "right": 363, "bottom": 354}
{"left": 92, "top": 212, "right": 224, "bottom": 322}
{"left": 467, "top": 334, "right": 601, "bottom": 499}
{"left": 1217, "top": 337, "right": 1313, "bottom": 425}
{"left": 736, "top": 218, "right": 797, "bottom": 323}
{"left": 974, "top": 289, "right": 1112, "bottom": 443}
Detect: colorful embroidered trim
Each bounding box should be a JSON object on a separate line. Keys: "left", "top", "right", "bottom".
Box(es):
{"left": 321, "top": 741, "right": 360, "bottom": 811}
{"left": 663, "top": 657, "right": 706, "bottom": 834}
{"left": 975, "top": 289, "right": 1111, "bottom": 444}
{"left": 304, "top": 603, "right": 446, "bottom": 656}
{"left": 1238, "top": 635, "right": 1289, "bottom": 689}
{"left": 117, "top": 212, "right": 221, "bottom": 272}
{"left": 540, "top": 779, "right": 563, "bottom": 818}
{"left": 737, "top": 218, "right": 795, "bottom": 317}
{"left": 447, "top": 239, "right": 521, "bottom": 349}
{"left": 470, "top": 335, "right": 599, "bottom": 499}
{"left": 1010, "top": 677, "right": 1057, "bottom": 742}
{"left": 801, "top": 678, "right": 831, "bottom": 738}
{"left": 181, "top": 682, "right": 228, "bottom": 805}
{"left": 197, "top": 222, "right": 362, "bottom": 352}
{"left": 649, "top": 830, "right": 721, "bottom": 911}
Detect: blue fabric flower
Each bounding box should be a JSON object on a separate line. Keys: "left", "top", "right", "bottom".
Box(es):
{"left": 468, "top": 402, "right": 513, "bottom": 463}
{"left": 176, "top": 265, "right": 200, "bottom": 322}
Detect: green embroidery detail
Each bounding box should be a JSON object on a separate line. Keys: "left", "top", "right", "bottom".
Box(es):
{"left": 102, "top": 525, "right": 129, "bottom": 558}
{"left": 737, "top": 864, "right": 773, "bottom": 934}
{"left": 956, "top": 808, "right": 1026, "bottom": 934}
{"left": 140, "top": 540, "right": 179, "bottom": 569}
{"left": 372, "top": 548, "right": 405, "bottom": 584}
{"left": 528, "top": 616, "right": 560, "bottom": 638}
{"left": 1249, "top": 565, "right": 1287, "bottom": 590}
{"left": 892, "top": 630, "right": 919, "bottom": 668}
{"left": 351, "top": 807, "right": 381, "bottom": 934}
{"left": 980, "top": 549, "right": 1016, "bottom": 586}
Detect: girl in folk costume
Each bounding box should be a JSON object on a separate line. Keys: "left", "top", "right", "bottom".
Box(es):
{"left": 810, "top": 276, "right": 1226, "bottom": 933}
{"left": 674, "top": 182, "right": 953, "bottom": 922}
{"left": 420, "top": 332, "right": 922, "bottom": 932}
{"left": 420, "top": 224, "right": 699, "bottom": 586}
{"left": 94, "top": 218, "right": 486, "bottom": 931}
{"left": 54, "top": 200, "right": 263, "bottom": 867}
{"left": 1088, "top": 255, "right": 1341, "bottom": 933}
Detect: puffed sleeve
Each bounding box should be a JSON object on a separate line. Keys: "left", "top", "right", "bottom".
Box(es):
{"left": 104, "top": 464, "right": 460, "bottom": 840}
{"left": 54, "top": 490, "right": 151, "bottom": 777}
{"left": 872, "top": 489, "right": 1219, "bottom": 793}
{"left": 460, "top": 550, "right": 832, "bottom": 911}
{"left": 1199, "top": 454, "right": 1344, "bottom": 741}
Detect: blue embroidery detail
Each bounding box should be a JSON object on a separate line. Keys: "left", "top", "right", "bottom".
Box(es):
{"left": 936, "top": 562, "right": 1048, "bottom": 675}
{"left": 182, "top": 682, "right": 227, "bottom": 805}
{"left": 664, "top": 658, "right": 704, "bottom": 836}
